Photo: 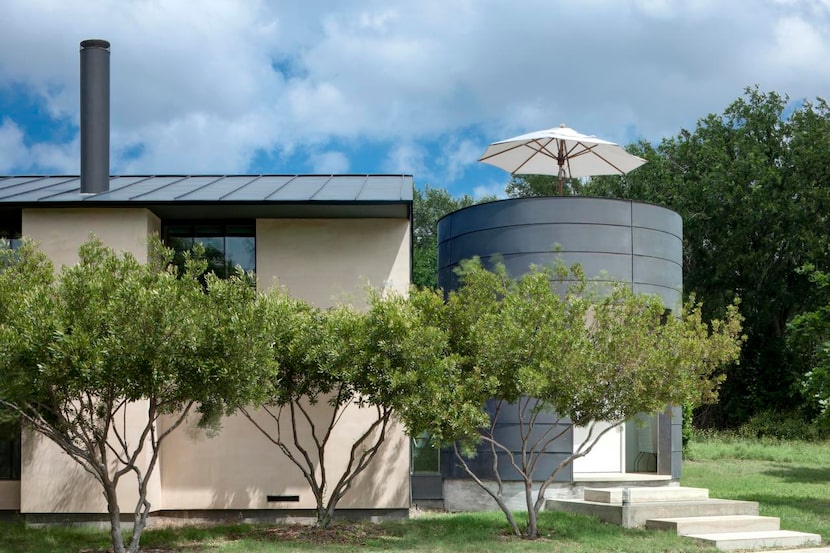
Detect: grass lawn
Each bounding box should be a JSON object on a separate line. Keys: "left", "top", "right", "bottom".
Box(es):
{"left": 1, "top": 434, "right": 827, "bottom": 552}
{"left": 0, "top": 511, "right": 716, "bottom": 553}
{"left": 682, "top": 432, "right": 830, "bottom": 541}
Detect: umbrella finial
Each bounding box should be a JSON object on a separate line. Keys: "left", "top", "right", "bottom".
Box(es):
{"left": 559, "top": 123, "right": 566, "bottom": 128}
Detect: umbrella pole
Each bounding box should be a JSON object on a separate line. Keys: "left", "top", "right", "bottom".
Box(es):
{"left": 557, "top": 166, "right": 564, "bottom": 196}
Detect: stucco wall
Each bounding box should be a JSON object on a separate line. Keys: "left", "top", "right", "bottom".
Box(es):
{"left": 159, "top": 403, "right": 410, "bottom": 510}
{"left": 22, "top": 208, "right": 160, "bottom": 266}
{"left": 18, "top": 208, "right": 162, "bottom": 514}
{"left": 256, "top": 218, "right": 411, "bottom": 306}
{"left": 15, "top": 211, "right": 411, "bottom": 514}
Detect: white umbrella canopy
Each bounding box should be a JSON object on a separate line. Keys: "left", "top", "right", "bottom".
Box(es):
{"left": 478, "top": 124, "right": 647, "bottom": 195}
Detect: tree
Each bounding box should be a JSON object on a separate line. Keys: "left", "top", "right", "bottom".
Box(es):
{"left": 586, "top": 88, "right": 830, "bottom": 427}
{"left": 505, "top": 174, "right": 584, "bottom": 197}
{"left": 0, "top": 238, "right": 276, "bottom": 553}
{"left": 243, "top": 287, "right": 452, "bottom": 528}
{"left": 412, "top": 184, "right": 497, "bottom": 288}
{"left": 408, "top": 259, "right": 743, "bottom": 538}
{"left": 787, "top": 266, "right": 830, "bottom": 426}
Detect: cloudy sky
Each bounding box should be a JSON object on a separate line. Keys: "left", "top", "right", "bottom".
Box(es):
{"left": 1, "top": 0, "right": 828, "bottom": 198}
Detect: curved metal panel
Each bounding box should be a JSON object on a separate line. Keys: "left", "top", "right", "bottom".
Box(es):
{"left": 437, "top": 197, "right": 684, "bottom": 482}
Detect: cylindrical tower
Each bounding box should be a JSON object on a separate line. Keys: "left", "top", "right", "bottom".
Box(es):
{"left": 437, "top": 196, "right": 683, "bottom": 482}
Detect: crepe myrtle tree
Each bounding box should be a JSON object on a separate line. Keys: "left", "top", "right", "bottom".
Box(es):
{"left": 0, "top": 238, "right": 277, "bottom": 553}
{"left": 406, "top": 259, "right": 744, "bottom": 538}
{"left": 243, "top": 286, "right": 453, "bottom": 529}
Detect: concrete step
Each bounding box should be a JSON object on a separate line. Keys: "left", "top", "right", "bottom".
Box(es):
{"left": 647, "top": 515, "right": 781, "bottom": 534}
{"left": 584, "top": 486, "right": 709, "bottom": 504}
{"left": 546, "top": 497, "right": 759, "bottom": 528}
{"left": 685, "top": 530, "right": 822, "bottom": 551}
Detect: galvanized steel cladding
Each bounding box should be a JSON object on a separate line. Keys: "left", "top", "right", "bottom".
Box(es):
{"left": 437, "top": 196, "right": 683, "bottom": 310}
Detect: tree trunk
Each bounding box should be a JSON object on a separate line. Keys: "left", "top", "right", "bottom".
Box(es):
{"left": 524, "top": 479, "right": 539, "bottom": 538}
{"left": 104, "top": 483, "right": 126, "bottom": 553}
{"left": 452, "top": 444, "right": 522, "bottom": 536}
{"left": 126, "top": 504, "right": 150, "bottom": 553}
{"left": 316, "top": 503, "right": 333, "bottom": 529}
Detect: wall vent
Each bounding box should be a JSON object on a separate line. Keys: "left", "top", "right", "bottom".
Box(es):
{"left": 266, "top": 495, "right": 300, "bottom": 502}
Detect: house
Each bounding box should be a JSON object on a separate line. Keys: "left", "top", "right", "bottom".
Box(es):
{"left": 1, "top": 39, "right": 684, "bottom": 520}
{"left": 0, "top": 40, "right": 416, "bottom": 520}
{"left": 0, "top": 172, "right": 414, "bottom": 520}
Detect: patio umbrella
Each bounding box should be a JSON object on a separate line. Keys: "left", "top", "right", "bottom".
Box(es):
{"left": 478, "top": 124, "right": 647, "bottom": 195}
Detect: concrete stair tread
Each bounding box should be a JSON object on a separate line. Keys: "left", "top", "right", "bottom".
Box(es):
{"left": 584, "top": 486, "right": 709, "bottom": 504}
{"left": 647, "top": 514, "right": 781, "bottom": 534}
{"left": 685, "top": 530, "right": 822, "bottom": 551}
{"left": 546, "top": 497, "right": 759, "bottom": 528}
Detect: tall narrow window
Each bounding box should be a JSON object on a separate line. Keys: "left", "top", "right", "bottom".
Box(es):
{"left": 0, "top": 208, "right": 22, "bottom": 251}
{"left": 162, "top": 221, "right": 255, "bottom": 278}
{"left": 0, "top": 420, "right": 20, "bottom": 480}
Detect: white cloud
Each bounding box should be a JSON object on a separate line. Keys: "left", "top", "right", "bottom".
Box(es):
{"left": 769, "top": 16, "right": 829, "bottom": 71}
{"left": 0, "top": 119, "right": 27, "bottom": 173}
{"left": 0, "top": 0, "right": 828, "bottom": 193}
{"left": 310, "top": 151, "right": 350, "bottom": 174}
{"left": 0, "top": 118, "right": 78, "bottom": 173}
{"left": 382, "top": 141, "right": 429, "bottom": 177}
{"left": 472, "top": 181, "right": 508, "bottom": 201}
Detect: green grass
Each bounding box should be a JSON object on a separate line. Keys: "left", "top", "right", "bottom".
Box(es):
{"left": 0, "top": 511, "right": 715, "bottom": 553}
{"left": 683, "top": 432, "right": 830, "bottom": 540}
{"left": 2, "top": 433, "right": 827, "bottom": 552}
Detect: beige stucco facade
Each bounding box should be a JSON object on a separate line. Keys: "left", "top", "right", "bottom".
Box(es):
{"left": 17, "top": 208, "right": 164, "bottom": 514}
{"left": 5, "top": 208, "right": 412, "bottom": 517}
{"left": 256, "top": 218, "right": 411, "bottom": 304}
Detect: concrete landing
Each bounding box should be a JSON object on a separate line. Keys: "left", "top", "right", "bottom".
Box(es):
{"left": 547, "top": 497, "right": 758, "bottom": 528}
{"left": 647, "top": 515, "right": 780, "bottom": 534}
{"left": 685, "top": 529, "right": 822, "bottom": 551}
{"left": 585, "top": 486, "right": 708, "bottom": 504}
{"left": 769, "top": 548, "right": 830, "bottom": 553}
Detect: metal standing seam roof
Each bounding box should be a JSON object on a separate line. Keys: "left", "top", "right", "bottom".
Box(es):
{"left": 0, "top": 174, "right": 414, "bottom": 204}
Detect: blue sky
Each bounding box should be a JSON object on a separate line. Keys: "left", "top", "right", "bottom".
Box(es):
{"left": 1, "top": 1, "right": 829, "bottom": 200}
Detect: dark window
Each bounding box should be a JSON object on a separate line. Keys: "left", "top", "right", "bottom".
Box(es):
{"left": 162, "top": 221, "right": 255, "bottom": 278}
{"left": 0, "top": 420, "right": 20, "bottom": 480}
{"left": 0, "top": 208, "right": 22, "bottom": 251}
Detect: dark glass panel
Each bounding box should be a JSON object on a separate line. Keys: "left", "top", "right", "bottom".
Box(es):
{"left": 226, "top": 236, "right": 255, "bottom": 274}
{"left": 0, "top": 420, "right": 20, "bottom": 480}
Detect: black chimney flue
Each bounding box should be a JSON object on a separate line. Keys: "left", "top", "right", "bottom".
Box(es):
{"left": 80, "top": 39, "right": 110, "bottom": 194}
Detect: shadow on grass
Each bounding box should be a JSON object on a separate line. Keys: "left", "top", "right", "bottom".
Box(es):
{"left": 745, "top": 494, "right": 830, "bottom": 520}
{"left": 761, "top": 464, "right": 830, "bottom": 484}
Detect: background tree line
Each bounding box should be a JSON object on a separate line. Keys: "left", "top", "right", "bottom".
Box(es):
{"left": 414, "top": 87, "right": 830, "bottom": 432}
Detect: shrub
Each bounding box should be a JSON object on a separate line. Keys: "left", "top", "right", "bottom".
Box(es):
{"left": 735, "top": 409, "right": 829, "bottom": 441}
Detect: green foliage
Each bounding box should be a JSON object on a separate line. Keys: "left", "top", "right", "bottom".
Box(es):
{"left": 411, "top": 184, "right": 496, "bottom": 289}
{"left": 403, "top": 259, "right": 743, "bottom": 537}
{"left": 0, "top": 237, "right": 277, "bottom": 553}
{"left": 788, "top": 266, "right": 830, "bottom": 427}
{"left": 586, "top": 87, "right": 830, "bottom": 427}
{"left": 505, "top": 174, "right": 585, "bottom": 197}
{"left": 734, "top": 409, "right": 829, "bottom": 441}
{"left": 246, "top": 285, "right": 456, "bottom": 528}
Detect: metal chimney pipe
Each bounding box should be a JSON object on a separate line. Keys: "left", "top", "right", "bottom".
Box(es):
{"left": 80, "top": 39, "right": 110, "bottom": 194}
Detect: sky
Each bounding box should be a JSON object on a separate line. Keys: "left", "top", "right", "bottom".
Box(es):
{"left": 1, "top": 0, "right": 829, "bottom": 199}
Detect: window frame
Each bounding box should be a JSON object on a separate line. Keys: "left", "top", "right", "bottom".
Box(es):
{"left": 161, "top": 220, "right": 256, "bottom": 278}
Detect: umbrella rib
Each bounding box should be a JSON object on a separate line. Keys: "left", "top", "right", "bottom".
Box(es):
{"left": 480, "top": 137, "right": 560, "bottom": 174}
{"left": 514, "top": 139, "right": 561, "bottom": 174}
{"left": 568, "top": 142, "right": 628, "bottom": 174}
